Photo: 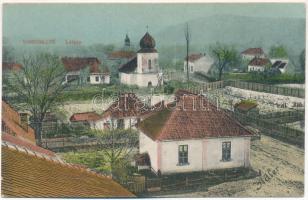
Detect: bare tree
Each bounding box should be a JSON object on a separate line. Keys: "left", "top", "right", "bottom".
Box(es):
{"left": 210, "top": 43, "right": 238, "bottom": 80}
{"left": 7, "top": 53, "right": 66, "bottom": 145}
{"left": 92, "top": 128, "right": 138, "bottom": 179}
{"left": 185, "top": 23, "right": 191, "bottom": 82}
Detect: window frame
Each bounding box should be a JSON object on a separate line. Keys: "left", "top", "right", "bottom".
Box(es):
{"left": 222, "top": 141, "right": 231, "bottom": 162}
{"left": 178, "top": 145, "right": 189, "bottom": 165}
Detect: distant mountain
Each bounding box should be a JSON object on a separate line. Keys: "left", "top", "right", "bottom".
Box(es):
{"left": 155, "top": 15, "right": 305, "bottom": 55}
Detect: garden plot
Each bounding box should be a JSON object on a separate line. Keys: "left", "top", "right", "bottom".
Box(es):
{"left": 205, "top": 87, "right": 304, "bottom": 114}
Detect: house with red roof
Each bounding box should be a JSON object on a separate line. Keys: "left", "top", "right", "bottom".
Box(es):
{"left": 62, "top": 57, "right": 110, "bottom": 85}
{"left": 100, "top": 93, "right": 154, "bottom": 130}
{"left": 137, "top": 92, "right": 254, "bottom": 175}
{"left": 69, "top": 111, "right": 104, "bottom": 129}
{"left": 183, "top": 53, "right": 214, "bottom": 75}
{"left": 247, "top": 57, "right": 271, "bottom": 72}
{"left": 241, "top": 48, "right": 266, "bottom": 60}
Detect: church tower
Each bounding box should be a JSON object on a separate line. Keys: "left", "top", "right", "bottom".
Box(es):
{"left": 124, "top": 34, "right": 130, "bottom": 47}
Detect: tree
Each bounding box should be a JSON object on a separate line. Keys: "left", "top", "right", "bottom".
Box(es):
{"left": 210, "top": 43, "right": 238, "bottom": 80}
{"left": 7, "top": 53, "right": 66, "bottom": 145}
{"left": 93, "top": 128, "right": 138, "bottom": 180}
{"left": 269, "top": 45, "right": 288, "bottom": 58}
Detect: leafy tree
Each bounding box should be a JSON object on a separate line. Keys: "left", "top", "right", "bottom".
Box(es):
{"left": 92, "top": 128, "right": 138, "bottom": 180}
{"left": 7, "top": 53, "right": 67, "bottom": 145}
{"left": 269, "top": 45, "right": 288, "bottom": 58}
{"left": 210, "top": 43, "right": 239, "bottom": 80}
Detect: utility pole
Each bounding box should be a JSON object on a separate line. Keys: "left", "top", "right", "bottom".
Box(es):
{"left": 185, "top": 23, "right": 190, "bottom": 83}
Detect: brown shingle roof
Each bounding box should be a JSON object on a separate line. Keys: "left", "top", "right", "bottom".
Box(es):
{"left": 108, "top": 51, "right": 136, "bottom": 59}
{"left": 1, "top": 147, "right": 134, "bottom": 198}
{"left": 138, "top": 94, "right": 254, "bottom": 141}
{"left": 241, "top": 48, "right": 264, "bottom": 55}
{"left": 102, "top": 93, "right": 150, "bottom": 119}
{"left": 249, "top": 57, "right": 270, "bottom": 66}
{"left": 61, "top": 57, "right": 101, "bottom": 73}
{"left": 70, "top": 112, "right": 102, "bottom": 122}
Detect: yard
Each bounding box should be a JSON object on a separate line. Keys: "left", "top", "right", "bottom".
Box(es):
{"left": 154, "top": 135, "right": 304, "bottom": 197}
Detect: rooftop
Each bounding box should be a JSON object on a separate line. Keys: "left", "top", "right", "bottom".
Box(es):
{"left": 1, "top": 146, "right": 134, "bottom": 198}
{"left": 249, "top": 57, "right": 270, "bottom": 66}
{"left": 70, "top": 112, "right": 102, "bottom": 122}
{"left": 241, "top": 48, "right": 264, "bottom": 55}
{"left": 234, "top": 100, "right": 258, "bottom": 112}
{"left": 138, "top": 92, "right": 254, "bottom": 141}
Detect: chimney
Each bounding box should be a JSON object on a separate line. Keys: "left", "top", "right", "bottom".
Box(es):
{"left": 19, "top": 112, "right": 29, "bottom": 131}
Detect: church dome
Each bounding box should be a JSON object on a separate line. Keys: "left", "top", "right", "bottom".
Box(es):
{"left": 139, "top": 32, "right": 156, "bottom": 49}
{"left": 138, "top": 32, "right": 157, "bottom": 53}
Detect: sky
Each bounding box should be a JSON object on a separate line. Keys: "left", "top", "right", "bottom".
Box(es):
{"left": 3, "top": 3, "right": 306, "bottom": 45}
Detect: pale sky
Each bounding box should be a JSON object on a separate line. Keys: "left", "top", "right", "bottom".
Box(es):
{"left": 3, "top": 3, "right": 306, "bottom": 45}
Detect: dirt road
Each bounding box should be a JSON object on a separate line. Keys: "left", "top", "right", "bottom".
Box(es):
{"left": 155, "top": 135, "right": 304, "bottom": 197}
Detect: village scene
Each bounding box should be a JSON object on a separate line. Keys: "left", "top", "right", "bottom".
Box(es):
{"left": 1, "top": 3, "right": 305, "bottom": 198}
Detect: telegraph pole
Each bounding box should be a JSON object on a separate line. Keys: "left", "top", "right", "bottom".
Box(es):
{"left": 185, "top": 23, "right": 190, "bottom": 83}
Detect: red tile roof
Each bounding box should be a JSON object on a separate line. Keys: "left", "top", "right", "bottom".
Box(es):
{"left": 249, "top": 57, "right": 270, "bottom": 66}
{"left": 108, "top": 50, "right": 136, "bottom": 59}
{"left": 1, "top": 147, "right": 134, "bottom": 197}
{"left": 2, "top": 133, "right": 56, "bottom": 158}
{"left": 241, "top": 48, "right": 264, "bottom": 55}
{"left": 2, "top": 62, "right": 23, "bottom": 72}
{"left": 138, "top": 93, "right": 254, "bottom": 141}
{"left": 102, "top": 93, "right": 151, "bottom": 119}
{"left": 2, "top": 101, "right": 36, "bottom": 144}
{"left": 70, "top": 112, "right": 102, "bottom": 122}
{"left": 61, "top": 57, "right": 101, "bottom": 73}
{"left": 186, "top": 53, "right": 203, "bottom": 62}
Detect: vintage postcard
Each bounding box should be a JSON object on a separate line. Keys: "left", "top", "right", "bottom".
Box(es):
{"left": 1, "top": 1, "right": 306, "bottom": 198}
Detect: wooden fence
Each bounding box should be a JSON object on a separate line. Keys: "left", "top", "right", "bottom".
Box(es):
{"left": 230, "top": 111, "right": 304, "bottom": 147}
{"left": 226, "top": 80, "right": 305, "bottom": 98}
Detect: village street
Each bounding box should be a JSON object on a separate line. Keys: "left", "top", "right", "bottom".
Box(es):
{"left": 154, "top": 135, "right": 304, "bottom": 197}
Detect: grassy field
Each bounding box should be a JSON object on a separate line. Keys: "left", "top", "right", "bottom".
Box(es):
{"left": 155, "top": 135, "right": 304, "bottom": 197}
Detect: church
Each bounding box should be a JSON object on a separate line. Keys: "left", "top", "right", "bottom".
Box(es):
{"left": 118, "top": 32, "right": 163, "bottom": 87}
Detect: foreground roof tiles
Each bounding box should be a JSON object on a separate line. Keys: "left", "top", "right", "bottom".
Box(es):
{"left": 138, "top": 93, "right": 254, "bottom": 141}
{"left": 1, "top": 147, "right": 134, "bottom": 198}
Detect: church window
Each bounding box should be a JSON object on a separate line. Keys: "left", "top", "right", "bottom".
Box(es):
{"left": 148, "top": 59, "right": 152, "bottom": 70}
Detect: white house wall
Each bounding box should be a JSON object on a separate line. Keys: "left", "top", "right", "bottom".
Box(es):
{"left": 139, "top": 131, "right": 159, "bottom": 172}
{"left": 139, "top": 134, "right": 251, "bottom": 175}
{"left": 183, "top": 56, "right": 214, "bottom": 74}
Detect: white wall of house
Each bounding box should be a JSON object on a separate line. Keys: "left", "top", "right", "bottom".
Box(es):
{"left": 89, "top": 74, "right": 110, "bottom": 84}
{"left": 248, "top": 65, "right": 265, "bottom": 72}
{"left": 183, "top": 56, "right": 214, "bottom": 74}
{"left": 139, "top": 131, "right": 159, "bottom": 172}
{"left": 120, "top": 72, "right": 160, "bottom": 87}
{"left": 99, "top": 116, "right": 139, "bottom": 130}
{"left": 137, "top": 53, "right": 159, "bottom": 73}
{"left": 139, "top": 131, "right": 251, "bottom": 175}
{"left": 241, "top": 54, "right": 265, "bottom": 60}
